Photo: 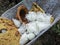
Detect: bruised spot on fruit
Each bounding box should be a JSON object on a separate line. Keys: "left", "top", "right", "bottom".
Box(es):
{"left": 15, "top": 31, "right": 19, "bottom": 36}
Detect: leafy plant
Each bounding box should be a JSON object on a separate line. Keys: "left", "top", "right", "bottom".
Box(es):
{"left": 51, "top": 20, "right": 60, "bottom": 35}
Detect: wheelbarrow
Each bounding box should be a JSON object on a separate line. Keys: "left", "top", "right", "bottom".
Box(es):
{"left": 1, "top": 0, "right": 60, "bottom": 45}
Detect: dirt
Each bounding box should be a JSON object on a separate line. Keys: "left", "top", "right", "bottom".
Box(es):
{"left": 0, "top": 0, "right": 60, "bottom": 45}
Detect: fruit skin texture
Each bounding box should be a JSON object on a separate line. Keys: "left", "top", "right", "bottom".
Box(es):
{"left": 16, "top": 5, "right": 28, "bottom": 24}
{"left": 0, "top": 18, "right": 20, "bottom": 45}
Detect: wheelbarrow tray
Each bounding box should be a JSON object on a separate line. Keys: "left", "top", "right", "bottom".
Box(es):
{"left": 1, "top": 0, "right": 60, "bottom": 45}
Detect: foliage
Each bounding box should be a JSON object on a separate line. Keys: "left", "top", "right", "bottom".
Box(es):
{"left": 51, "top": 20, "right": 60, "bottom": 35}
